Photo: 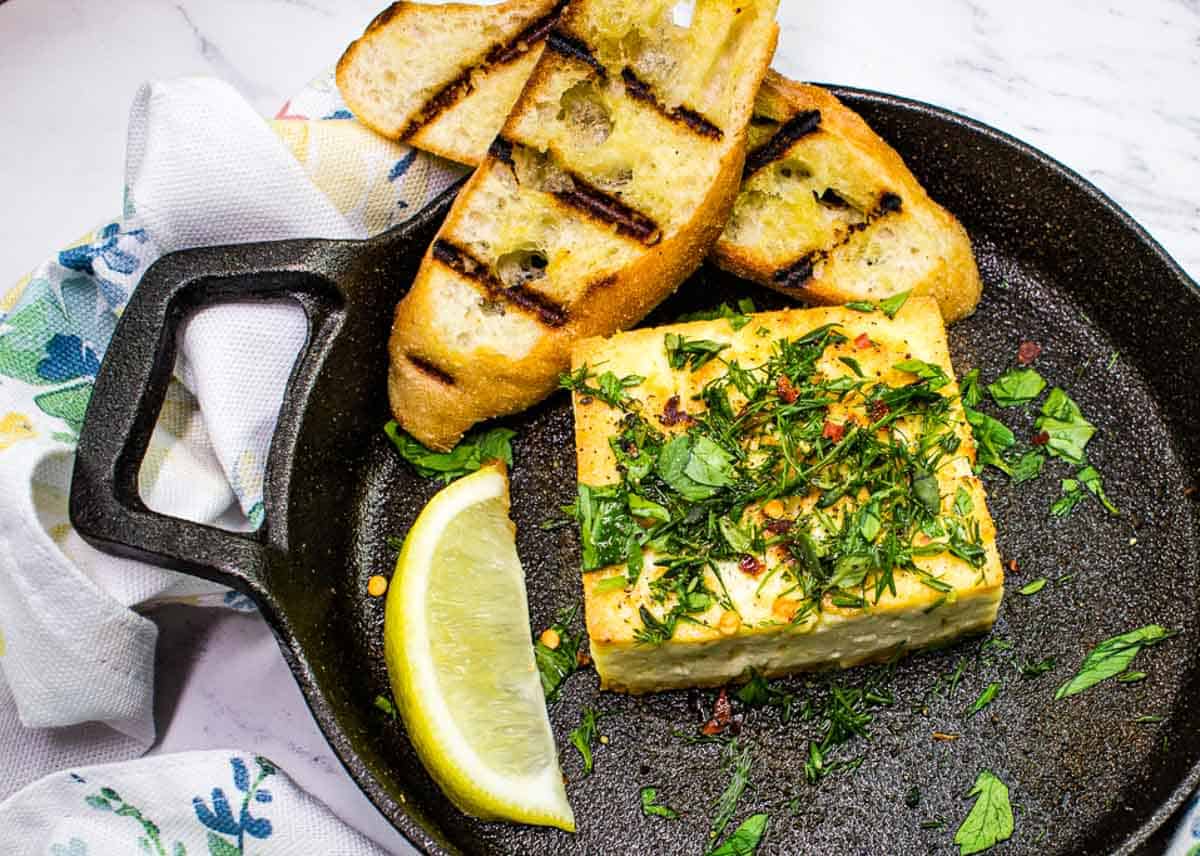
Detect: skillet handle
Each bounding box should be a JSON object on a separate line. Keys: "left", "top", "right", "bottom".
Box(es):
{"left": 68, "top": 242, "right": 351, "bottom": 596}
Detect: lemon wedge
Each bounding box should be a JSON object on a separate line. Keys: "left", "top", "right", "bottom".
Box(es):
{"left": 384, "top": 462, "right": 574, "bottom": 831}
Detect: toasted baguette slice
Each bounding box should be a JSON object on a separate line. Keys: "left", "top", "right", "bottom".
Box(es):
{"left": 389, "top": 0, "right": 780, "bottom": 450}
{"left": 338, "top": 6, "right": 981, "bottom": 322}
{"left": 714, "top": 73, "right": 981, "bottom": 322}
{"left": 336, "top": 0, "right": 564, "bottom": 165}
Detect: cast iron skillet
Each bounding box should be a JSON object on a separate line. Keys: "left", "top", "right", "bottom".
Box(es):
{"left": 69, "top": 87, "right": 1200, "bottom": 855}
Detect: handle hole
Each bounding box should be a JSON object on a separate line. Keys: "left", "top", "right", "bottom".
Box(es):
{"left": 138, "top": 298, "right": 307, "bottom": 531}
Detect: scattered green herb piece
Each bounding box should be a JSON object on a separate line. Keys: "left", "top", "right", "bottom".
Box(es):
{"left": 964, "top": 408, "right": 1015, "bottom": 474}
{"left": 1056, "top": 624, "right": 1175, "bottom": 700}
{"left": 709, "top": 738, "right": 753, "bottom": 844}
{"left": 1107, "top": 351, "right": 1119, "bottom": 370}
{"left": 953, "top": 486, "right": 974, "bottom": 517}
{"left": 1009, "top": 450, "right": 1045, "bottom": 484}
{"left": 559, "top": 364, "right": 644, "bottom": 409}
{"left": 572, "top": 484, "right": 637, "bottom": 570}
{"left": 1018, "top": 657, "right": 1055, "bottom": 679}
{"left": 1018, "top": 578, "right": 1047, "bottom": 596}
{"left": 1132, "top": 714, "right": 1165, "bottom": 724}
{"left": 640, "top": 786, "right": 679, "bottom": 820}
{"left": 954, "top": 770, "right": 1014, "bottom": 855}
{"left": 879, "top": 289, "right": 912, "bottom": 319}
{"left": 987, "top": 368, "right": 1046, "bottom": 408}
{"left": 385, "top": 535, "right": 405, "bottom": 552}
{"left": 1051, "top": 478, "right": 1086, "bottom": 518}
{"left": 804, "top": 675, "right": 893, "bottom": 785}
{"left": 1077, "top": 465, "right": 1119, "bottom": 514}
{"left": 384, "top": 421, "right": 515, "bottom": 482}
{"left": 965, "top": 683, "right": 1000, "bottom": 717}
{"left": 1035, "top": 388, "right": 1096, "bottom": 465}
{"left": 844, "top": 300, "right": 876, "bottom": 313}
{"left": 595, "top": 575, "right": 629, "bottom": 594}
{"left": 922, "top": 818, "right": 948, "bottom": 831}
{"left": 373, "top": 694, "right": 398, "bottom": 720}
{"left": 895, "top": 358, "right": 950, "bottom": 390}
{"left": 735, "top": 671, "right": 795, "bottom": 722}
{"left": 707, "top": 813, "right": 769, "bottom": 856}
{"left": 905, "top": 786, "right": 922, "bottom": 808}
{"left": 665, "top": 333, "right": 729, "bottom": 372}
{"left": 570, "top": 707, "right": 602, "bottom": 775}
{"left": 678, "top": 299, "right": 757, "bottom": 331}
{"left": 960, "top": 369, "right": 983, "bottom": 408}
{"left": 1116, "top": 671, "right": 1147, "bottom": 683}
{"left": 534, "top": 607, "right": 583, "bottom": 701}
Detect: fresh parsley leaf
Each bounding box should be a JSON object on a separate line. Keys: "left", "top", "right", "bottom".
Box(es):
{"left": 879, "top": 289, "right": 912, "bottom": 319}
{"left": 665, "top": 333, "right": 729, "bottom": 372}
{"left": 678, "top": 299, "right": 757, "bottom": 331}
{"left": 965, "top": 408, "right": 1015, "bottom": 474}
{"left": 844, "top": 300, "right": 876, "bottom": 313}
{"left": 1009, "top": 449, "right": 1045, "bottom": 484}
{"left": 718, "top": 516, "right": 754, "bottom": 554}
{"left": 599, "top": 371, "right": 645, "bottom": 405}
{"left": 534, "top": 607, "right": 583, "bottom": 701}
{"left": 595, "top": 575, "right": 628, "bottom": 593}
{"left": 1018, "top": 578, "right": 1047, "bottom": 596}
{"left": 572, "top": 484, "right": 637, "bottom": 570}
{"left": 954, "top": 770, "right": 1014, "bottom": 855}
{"left": 628, "top": 493, "right": 670, "bottom": 523}
{"left": 1077, "top": 465, "right": 1119, "bottom": 514}
{"left": 735, "top": 671, "right": 794, "bottom": 721}
{"left": 953, "top": 486, "right": 974, "bottom": 517}
{"left": 373, "top": 694, "right": 398, "bottom": 720}
{"left": 1035, "top": 388, "right": 1096, "bottom": 464}
{"left": 1051, "top": 478, "right": 1085, "bottom": 517}
{"left": 559, "top": 364, "right": 643, "bottom": 409}
{"left": 640, "top": 786, "right": 679, "bottom": 820}
{"left": 965, "top": 682, "right": 1000, "bottom": 717}
{"left": 570, "top": 706, "right": 602, "bottom": 775}
{"left": 1117, "top": 671, "right": 1147, "bottom": 683}
{"left": 960, "top": 368, "right": 983, "bottom": 408}
{"left": 656, "top": 435, "right": 718, "bottom": 501}
{"left": 686, "top": 436, "right": 735, "bottom": 487}
{"left": 987, "top": 368, "right": 1046, "bottom": 408}
{"left": 1131, "top": 714, "right": 1165, "bottom": 724}
{"left": 707, "top": 813, "right": 768, "bottom": 856}
{"left": 384, "top": 421, "right": 515, "bottom": 482}
{"left": 1056, "top": 624, "right": 1175, "bottom": 700}
{"left": 894, "top": 358, "right": 950, "bottom": 390}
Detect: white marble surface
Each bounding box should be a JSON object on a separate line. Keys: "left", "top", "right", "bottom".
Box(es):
{"left": 1, "top": 0, "right": 1198, "bottom": 853}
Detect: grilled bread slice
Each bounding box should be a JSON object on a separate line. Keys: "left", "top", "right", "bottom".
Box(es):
{"left": 389, "top": 0, "right": 780, "bottom": 450}
{"left": 336, "top": 0, "right": 564, "bottom": 165}
{"left": 715, "top": 73, "right": 981, "bottom": 322}
{"left": 570, "top": 297, "right": 1003, "bottom": 692}
{"left": 338, "top": 6, "right": 981, "bottom": 322}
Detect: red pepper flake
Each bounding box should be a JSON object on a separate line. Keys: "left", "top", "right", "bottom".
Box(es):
{"left": 1017, "top": 340, "right": 1042, "bottom": 365}
{"left": 765, "top": 517, "right": 793, "bottom": 535}
{"left": 576, "top": 649, "right": 592, "bottom": 667}
{"left": 1007, "top": 559, "right": 1019, "bottom": 574}
{"left": 738, "top": 554, "right": 764, "bottom": 576}
{"left": 867, "top": 399, "right": 890, "bottom": 422}
{"left": 854, "top": 332, "right": 872, "bottom": 350}
{"left": 658, "top": 395, "right": 695, "bottom": 427}
{"left": 775, "top": 375, "right": 799, "bottom": 404}
{"left": 822, "top": 420, "right": 846, "bottom": 443}
{"left": 1185, "top": 486, "right": 1198, "bottom": 499}
{"left": 1031, "top": 430, "right": 1050, "bottom": 446}
{"left": 700, "top": 688, "right": 733, "bottom": 735}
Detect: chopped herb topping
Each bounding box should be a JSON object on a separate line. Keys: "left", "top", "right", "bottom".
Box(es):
{"left": 709, "top": 738, "right": 753, "bottom": 845}
{"left": 534, "top": 607, "right": 584, "bottom": 701}
{"left": 569, "top": 322, "right": 988, "bottom": 644}
{"left": 803, "top": 674, "right": 894, "bottom": 785}
{"left": 879, "top": 289, "right": 912, "bottom": 319}
{"left": 373, "top": 694, "right": 398, "bottom": 720}
{"left": 560, "top": 364, "right": 645, "bottom": 409}
{"left": 1056, "top": 624, "right": 1175, "bottom": 700}
{"left": 1018, "top": 657, "right": 1055, "bottom": 679}
{"left": 707, "top": 813, "right": 769, "bottom": 856}
{"left": 384, "top": 421, "right": 515, "bottom": 482}
{"left": 569, "top": 706, "right": 602, "bottom": 775}
{"left": 1018, "top": 578, "right": 1047, "bottom": 596}
{"left": 735, "top": 671, "right": 795, "bottom": 722}
{"left": 987, "top": 368, "right": 1046, "bottom": 408}
{"left": 965, "top": 682, "right": 1000, "bottom": 717}
{"left": 678, "top": 298, "right": 757, "bottom": 331}
{"left": 1035, "top": 388, "right": 1095, "bottom": 465}
{"left": 954, "top": 770, "right": 1014, "bottom": 855}
{"left": 640, "top": 786, "right": 679, "bottom": 820}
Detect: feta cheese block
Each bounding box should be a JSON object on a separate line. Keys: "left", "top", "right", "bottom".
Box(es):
{"left": 569, "top": 296, "right": 1003, "bottom": 693}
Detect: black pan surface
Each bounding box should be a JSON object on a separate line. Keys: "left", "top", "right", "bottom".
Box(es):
{"left": 70, "top": 87, "right": 1200, "bottom": 855}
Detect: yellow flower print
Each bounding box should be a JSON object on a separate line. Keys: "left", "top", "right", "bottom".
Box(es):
{"left": 0, "top": 412, "right": 36, "bottom": 451}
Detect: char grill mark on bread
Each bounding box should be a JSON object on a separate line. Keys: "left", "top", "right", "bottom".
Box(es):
{"left": 770, "top": 191, "right": 906, "bottom": 291}
{"left": 743, "top": 108, "right": 821, "bottom": 176}
{"left": 406, "top": 354, "right": 456, "bottom": 386}
{"left": 405, "top": 1, "right": 567, "bottom": 137}
{"left": 620, "top": 68, "right": 723, "bottom": 140}
{"left": 431, "top": 239, "right": 569, "bottom": 327}
{"left": 545, "top": 30, "right": 606, "bottom": 74}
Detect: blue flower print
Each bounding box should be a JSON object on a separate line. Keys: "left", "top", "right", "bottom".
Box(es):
{"left": 37, "top": 333, "right": 100, "bottom": 382}
{"left": 58, "top": 222, "right": 150, "bottom": 311}
{"left": 193, "top": 756, "right": 276, "bottom": 853}
{"left": 50, "top": 839, "right": 88, "bottom": 856}
{"left": 387, "top": 150, "right": 417, "bottom": 183}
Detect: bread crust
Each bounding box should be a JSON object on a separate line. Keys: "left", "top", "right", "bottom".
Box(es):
{"left": 388, "top": 6, "right": 780, "bottom": 450}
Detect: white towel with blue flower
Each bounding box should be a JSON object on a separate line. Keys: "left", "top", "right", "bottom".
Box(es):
{"left": 0, "top": 73, "right": 460, "bottom": 851}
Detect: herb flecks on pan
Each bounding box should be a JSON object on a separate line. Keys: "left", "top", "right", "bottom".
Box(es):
{"left": 384, "top": 421, "right": 515, "bottom": 482}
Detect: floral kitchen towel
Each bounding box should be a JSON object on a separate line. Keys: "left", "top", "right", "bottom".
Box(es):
{"left": 0, "top": 72, "right": 462, "bottom": 798}
{"left": 0, "top": 750, "right": 386, "bottom": 855}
